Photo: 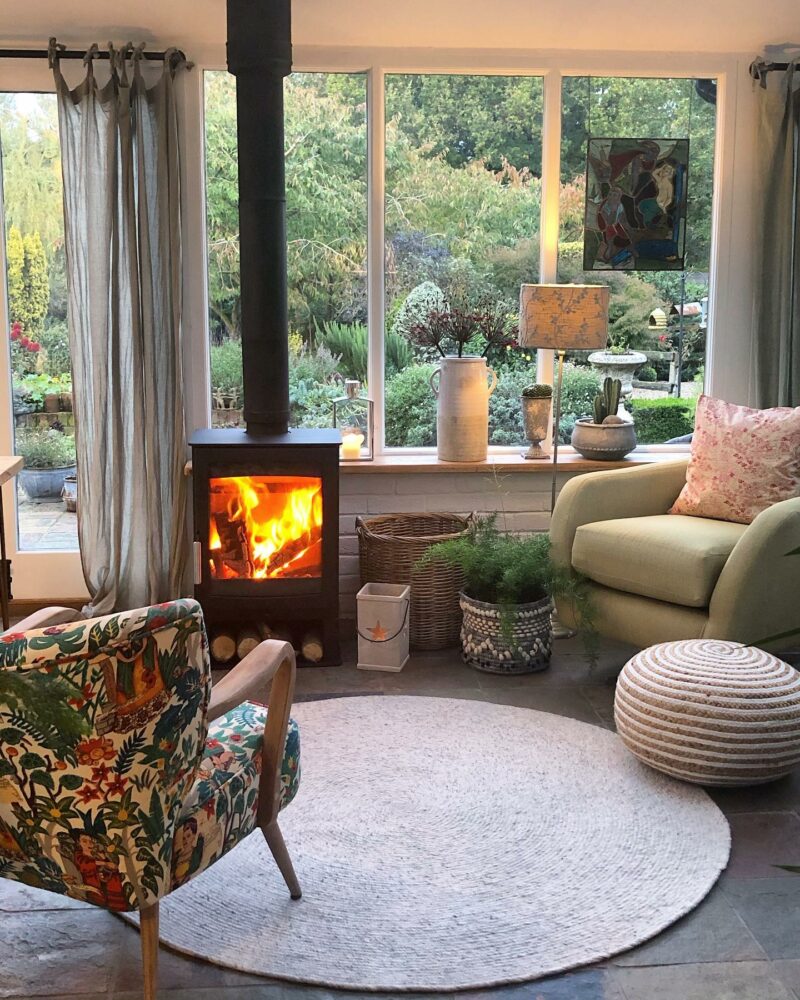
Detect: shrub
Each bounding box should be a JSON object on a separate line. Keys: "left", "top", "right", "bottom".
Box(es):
{"left": 18, "top": 428, "right": 76, "bottom": 469}
{"left": 489, "top": 368, "right": 533, "bottom": 446}
{"left": 315, "top": 320, "right": 412, "bottom": 382}
{"left": 559, "top": 364, "right": 601, "bottom": 420}
{"left": 385, "top": 364, "right": 437, "bottom": 447}
{"left": 631, "top": 397, "right": 695, "bottom": 443}
{"left": 391, "top": 281, "right": 446, "bottom": 340}
{"left": 209, "top": 339, "right": 244, "bottom": 399}
{"left": 38, "top": 320, "right": 71, "bottom": 377}
{"left": 637, "top": 364, "right": 658, "bottom": 382}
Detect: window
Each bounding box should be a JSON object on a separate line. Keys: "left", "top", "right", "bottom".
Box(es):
{"left": 204, "top": 70, "right": 368, "bottom": 429}
{"left": 0, "top": 93, "right": 78, "bottom": 551}
{"left": 202, "top": 67, "right": 721, "bottom": 454}
{"left": 384, "top": 74, "right": 543, "bottom": 448}
{"left": 558, "top": 77, "right": 717, "bottom": 445}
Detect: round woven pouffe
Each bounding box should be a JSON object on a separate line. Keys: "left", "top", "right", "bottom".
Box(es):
{"left": 615, "top": 640, "right": 800, "bottom": 786}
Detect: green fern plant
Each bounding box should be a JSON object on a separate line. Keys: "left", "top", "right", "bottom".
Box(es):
{"left": 418, "top": 516, "right": 597, "bottom": 663}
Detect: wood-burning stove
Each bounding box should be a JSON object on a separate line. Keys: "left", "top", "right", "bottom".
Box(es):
{"left": 190, "top": 428, "right": 340, "bottom": 666}
{"left": 190, "top": 0, "right": 341, "bottom": 666}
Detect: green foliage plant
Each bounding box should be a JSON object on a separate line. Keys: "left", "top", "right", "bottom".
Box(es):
{"left": 18, "top": 428, "right": 76, "bottom": 469}
{"left": 6, "top": 226, "right": 49, "bottom": 336}
{"left": 419, "top": 516, "right": 597, "bottom": 662}
{"left": 314, "top": 320, "right": 414, "bottom": 383}
{"left": 13, "top": 373, "right": 71, "bottom": 409}
{"left": 592, "top": 377, "right": 622, "bottom": 424}
{"left": 384, "top": 364, "right": 437, "bottom": 447}
{"left": 37, "top": 320, "right": 71, "bottom": 377}
{"left": 391, "top": 281, "right": 447, "bottom": 340}
{"left": 630, "top": 397, "right": 695, "bottom": 443}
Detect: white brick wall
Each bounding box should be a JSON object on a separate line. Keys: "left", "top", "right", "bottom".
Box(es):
{"left": 338, "top": 468, "right": 579, "bottom": 617}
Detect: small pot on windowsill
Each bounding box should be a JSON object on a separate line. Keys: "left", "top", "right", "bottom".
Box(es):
{"left": 571, "top": 415, "right": 637, "bottom": 461}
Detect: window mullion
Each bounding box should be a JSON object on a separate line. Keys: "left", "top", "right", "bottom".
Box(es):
{"left": 537, "top": 69, "right": 563, "bottom": 447}
{"left": 367, "top": 66, "right": 386, "bottom": 455}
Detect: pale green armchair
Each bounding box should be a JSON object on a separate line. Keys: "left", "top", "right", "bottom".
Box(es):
{"left": 551, "top": 459, "right": 800, "bottom": 650}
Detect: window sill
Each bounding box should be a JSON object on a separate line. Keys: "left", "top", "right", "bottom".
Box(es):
{"left": 339, "top": 448, "right": 690, "bottom": 474}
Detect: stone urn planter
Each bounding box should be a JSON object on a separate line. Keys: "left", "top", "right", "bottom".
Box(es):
{"left": 429, "top": 356, "right": 497, "bottom": 462}
{"left": 20, "top": 464, "right": 77, "bottom": 500}
{"left": 571, "top": 417, "right": 637, "bottom": 461}
{"left": 460, "top": 591, "right": 553, "bottom": 674}
{"left": 588, "top": 350, "right": 647, "bottom": 398}
{"left": 520, "top": 386, "right": 552, "bottom": 459}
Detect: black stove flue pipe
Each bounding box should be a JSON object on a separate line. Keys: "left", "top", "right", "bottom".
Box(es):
{"left": 227, "top": 0, "right": 292, "bottom": 435}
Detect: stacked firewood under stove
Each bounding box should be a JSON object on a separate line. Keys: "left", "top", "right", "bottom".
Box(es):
{"left": 209, "top": 623, "right": 324, "bottom": 666}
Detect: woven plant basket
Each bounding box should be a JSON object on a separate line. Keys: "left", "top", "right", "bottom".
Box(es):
{"left": 460, "top": 592, "right": 553, "bottom": 674}
{"left": 357, "top": 513, "right": 471, "bottom": 650}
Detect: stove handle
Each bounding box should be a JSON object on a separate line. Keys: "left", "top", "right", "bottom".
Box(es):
{"left": 193, "top": 540, "right": 202, "bottom": 586}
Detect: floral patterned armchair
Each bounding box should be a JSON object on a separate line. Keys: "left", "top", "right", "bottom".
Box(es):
{"left": 0, "top": 597, "right": 301, "bottom": 999}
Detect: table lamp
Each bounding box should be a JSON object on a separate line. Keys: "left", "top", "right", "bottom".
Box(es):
{"left": 519, "top": 283, "right": 610, "bottom": 513}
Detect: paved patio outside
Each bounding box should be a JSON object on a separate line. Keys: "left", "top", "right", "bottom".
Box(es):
{"left": 3, "top": 633, "right": 800, "bottom": 999}
{"left": 17, "top": 494, "right": 78, "bottom": 551}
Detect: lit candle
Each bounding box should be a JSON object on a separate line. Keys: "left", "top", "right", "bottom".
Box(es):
{"left": 341, "top": 431, "right": 365, "bottom": 461}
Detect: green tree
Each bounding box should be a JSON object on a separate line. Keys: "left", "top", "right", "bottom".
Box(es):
{"left": 5, "top": 225, "right": 49, "bottom": 335}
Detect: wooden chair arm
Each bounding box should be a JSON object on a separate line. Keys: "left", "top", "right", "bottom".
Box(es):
{"left": 206, "top": 639, "right": 297, "bottom": 829}
{"left": 6, "top": 606, "right": 85, "bottom": 635}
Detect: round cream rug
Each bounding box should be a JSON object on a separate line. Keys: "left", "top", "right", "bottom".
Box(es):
{"left": 152, "top": 696, "right": 730, "bottom": 991}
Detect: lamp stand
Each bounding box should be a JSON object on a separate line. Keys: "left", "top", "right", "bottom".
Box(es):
{"left": 550, "top": 348, "right": 576, "bottom": 640}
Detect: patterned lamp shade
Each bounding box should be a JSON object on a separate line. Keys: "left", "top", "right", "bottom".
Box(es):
{"left": 518, "top": 283, "right": 610, "bottom": 350}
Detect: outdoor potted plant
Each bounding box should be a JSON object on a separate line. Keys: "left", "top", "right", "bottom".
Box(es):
{"left": 520, "top": 383, "right": 552, "bottom": 459}
{"left": 409, "top": 307, "right": 511, "bottom": 462}
{"left": 571, "top": 376, "right": 637, "bottom": 461}
{"left": 588, "top": 346, "right": 648, "bottom": 399}
{"left": 420, "top": 516, "right": 594, "bottom": 674}
{"left": 18, "top": 427, "right": 77, "bottom": 500}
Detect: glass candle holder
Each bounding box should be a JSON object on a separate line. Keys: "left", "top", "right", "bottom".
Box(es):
{"left": 333, "top": 379, "right": 374, "bottom": 461}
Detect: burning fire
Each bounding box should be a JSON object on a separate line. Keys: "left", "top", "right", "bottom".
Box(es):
{"left": 209, "top": 475, "right": 323, "bottom": 580}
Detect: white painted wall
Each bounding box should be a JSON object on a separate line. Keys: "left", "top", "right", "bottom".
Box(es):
{"left": 339, "top": 468, "right": 565, "bottom": 618}
{"left": 2, "top": 0, "right": 799, "bottom": 56}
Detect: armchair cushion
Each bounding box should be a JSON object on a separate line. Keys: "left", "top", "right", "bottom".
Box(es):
{"left": 573, "top": 514, "right": 747, "bottom": 608}
{"left": 171, "top": 702, "right": 300, "bottom": 890}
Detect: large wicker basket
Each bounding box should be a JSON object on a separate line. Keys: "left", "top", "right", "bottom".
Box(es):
{"left": 357, "top": 512, "right": 471, "bottom": 650}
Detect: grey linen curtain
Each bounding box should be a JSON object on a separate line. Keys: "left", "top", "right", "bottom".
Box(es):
{"left": 752, "top": 59, "right": 800, "bottom": 407}
{"left": 53, "top": 46, "right": 188, "bottom": 614}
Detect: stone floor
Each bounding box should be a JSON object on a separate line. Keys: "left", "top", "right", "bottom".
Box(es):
{"left": 4, "top": 634, "right": 800, "bottom": 1000}
{"left": 17, "top": 496, "right": 78, "bottom": 551}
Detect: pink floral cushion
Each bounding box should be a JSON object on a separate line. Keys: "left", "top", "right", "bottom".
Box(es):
{"left": 670, "top": 395, "right": 800, "bottom": 524}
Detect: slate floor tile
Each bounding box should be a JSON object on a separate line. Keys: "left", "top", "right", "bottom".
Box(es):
{"left": 464, "top": 967, "right": 625, "bottom": 999}
{"left": 614, "top": 960, "right": 793, "bottom": 1000}
{"left": 723, "top": 812, "right": 800, "bottom": 880}
{"left": 612, "top": 884, "right": 765, "bottom": 966}
{"left": 708, "top": 773, "right": 800, "bottom": 816}
{"left": 721, "top": 877, "right": 800, "bottom": 959}
{"left": 0, "top": 909, "right": 122, "bottom": 997}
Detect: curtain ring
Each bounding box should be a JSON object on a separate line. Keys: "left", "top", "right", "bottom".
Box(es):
{"left": 83, "top": 42, "right": 99, "bottom": 78}
{"left": 47, "top": 37, "right": 65, "bottom": 70}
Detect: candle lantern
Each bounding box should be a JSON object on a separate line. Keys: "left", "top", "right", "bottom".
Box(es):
{"left": 333, "top": 379, "right": 374, "bottom": 461}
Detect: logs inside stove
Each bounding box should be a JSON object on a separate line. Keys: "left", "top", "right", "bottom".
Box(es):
{"left": 189, "top": 0, "right": 341, "bottom": 667}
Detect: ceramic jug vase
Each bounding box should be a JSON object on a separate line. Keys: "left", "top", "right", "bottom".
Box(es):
{"left": 429, "top": 356, "right": 498, "bottom": 462}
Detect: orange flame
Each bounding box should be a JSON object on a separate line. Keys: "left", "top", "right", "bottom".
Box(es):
{"left": 208, "top": 475, "right": 323, "bottom": 580}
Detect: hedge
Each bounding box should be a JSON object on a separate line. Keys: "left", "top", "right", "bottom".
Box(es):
{"left": 631, "top": 397, "right": 695, "bottom": 444}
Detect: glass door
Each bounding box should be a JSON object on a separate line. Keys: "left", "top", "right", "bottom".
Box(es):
{"left": 0, "top": 77, "right": 86, "bottom": 601}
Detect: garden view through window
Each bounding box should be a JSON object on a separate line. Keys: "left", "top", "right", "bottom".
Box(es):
{"left": 557, "top": 77, "right": 716, "bottom": 446}
{"left": 203, "top": 71, "right": 718, "bottom": 451}
{"left": 205, "top": 71, "right": 368, "bottom": 431}
{"left": 1, "top": 93, "right": 78, "bottom": 552}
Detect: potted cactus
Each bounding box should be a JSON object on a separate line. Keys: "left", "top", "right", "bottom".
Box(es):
{"left": 571, "top": 377, "right": 637, "bottom": 460}
{"left": 520, "top": 383, "right": 552, "bottom": 459}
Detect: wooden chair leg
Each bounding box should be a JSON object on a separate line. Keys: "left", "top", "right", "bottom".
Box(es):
{"left": 140, "top": 902, "right": 160, "bottom": 1000}
{"left": 262, "top": 820, "right": 302, "bottom": 900}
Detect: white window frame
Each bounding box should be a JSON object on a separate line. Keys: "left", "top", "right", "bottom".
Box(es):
{"left": 191, "top": 45, "right": 753, "bottom": 457}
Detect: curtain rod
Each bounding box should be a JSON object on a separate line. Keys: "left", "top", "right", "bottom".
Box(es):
{"left": 750, "top": 58, "right": 796, "bottom": 81}
{"left": 0, "top": 46, "right": 188, "bottom": 63}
